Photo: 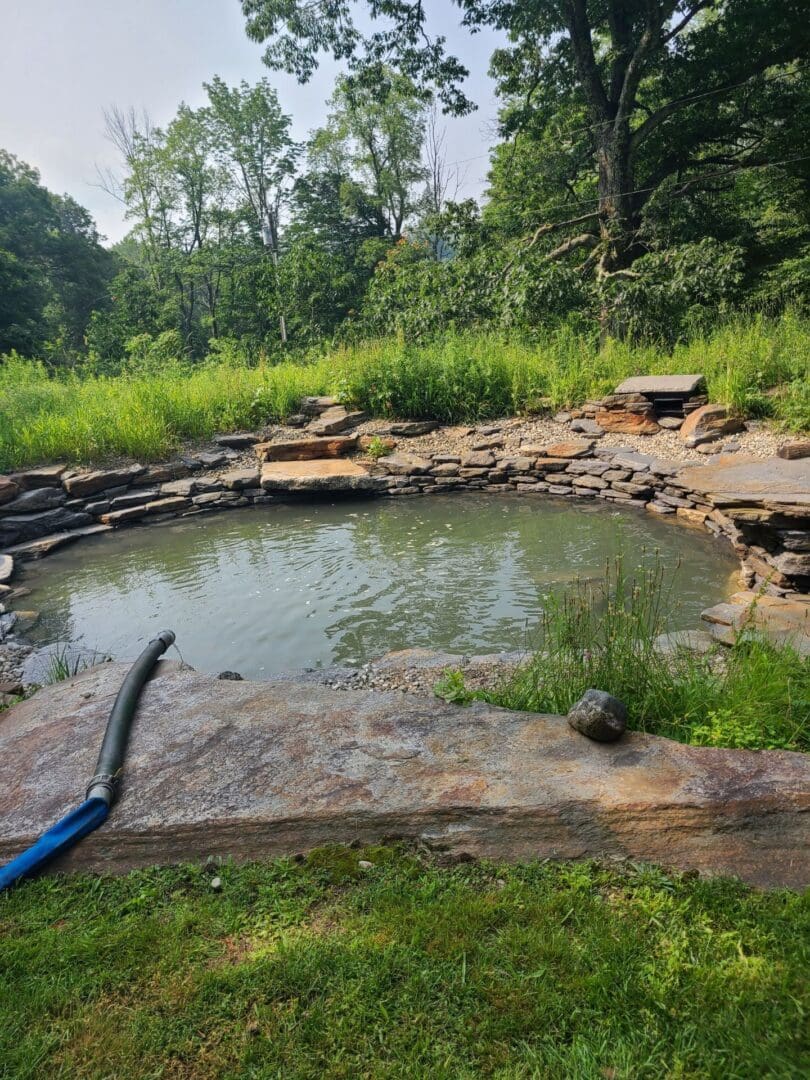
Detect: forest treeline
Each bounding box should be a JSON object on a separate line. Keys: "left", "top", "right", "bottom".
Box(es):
{"left": 1, "top": 1, "right": 808, "bottom": 368}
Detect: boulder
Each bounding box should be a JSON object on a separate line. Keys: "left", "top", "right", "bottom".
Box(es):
{"left": 567, "top": 689, "right": 627, "bottom": 742}
{"left": 679, "top": 404, "right": 745, "bottom": 446}
{"left": 64, "top": 465, "right": 143, "bottom": 498}
{"left": 595, "top": 410, "right": 660, "bottom": 435}
{"left": 2, "top": 662, "right": 808, "bottom": 887}
{"left": 255, "top": 436, "right": 358, "bottom": 462}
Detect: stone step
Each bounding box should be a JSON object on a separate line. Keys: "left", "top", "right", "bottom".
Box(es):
{"left": 260, "top": 458, "right": 380, "bottom": 494}
{"left": 255, "top": 436, "right": 358, "bottom": 462}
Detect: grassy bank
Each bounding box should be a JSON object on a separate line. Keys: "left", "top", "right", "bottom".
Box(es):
{"left": 1, "top": 849, "right": 807, "bottom": 1078}
{"left": 1, "top": 312, "right": 808, "bottom": 470}
{"left": 436, "top": 561, "right": 810, "bottom": 753}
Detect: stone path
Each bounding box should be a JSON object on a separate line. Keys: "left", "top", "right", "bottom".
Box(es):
{"left": 1, "top": 661, "right": 807, "bottom": 888}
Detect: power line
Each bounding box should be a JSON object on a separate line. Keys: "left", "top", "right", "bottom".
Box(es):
{"left": 514, "top": 154, "right": 810, "bottom": 231}
{"left": 442, "top": 63, "right": 807, "bottom": 171}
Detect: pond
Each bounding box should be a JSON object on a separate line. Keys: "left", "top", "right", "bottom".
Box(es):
{"left": 23, "top": 494, "right": 738, "bottom": 678}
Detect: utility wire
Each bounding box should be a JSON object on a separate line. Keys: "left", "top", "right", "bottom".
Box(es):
{"left": 515, "top": 154, "right": 810, "bottom": 231}
{"left": 442, "top": 63, "right": 808, "bottom": 170}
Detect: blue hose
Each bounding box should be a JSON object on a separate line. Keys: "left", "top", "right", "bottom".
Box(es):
{"left": 0, "top": 799, "right": 109, "bottom": 891}
{"left": 0, "top": 630, "right": 175, "bottom": 892}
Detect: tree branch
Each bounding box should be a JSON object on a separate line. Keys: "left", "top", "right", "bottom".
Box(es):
{"left": 546, "top": 232, "right": 600, "bottom": 261}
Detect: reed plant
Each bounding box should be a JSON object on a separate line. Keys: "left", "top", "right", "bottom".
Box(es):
{"left": 437, "top": 558, "right": 809, "bottom": 753}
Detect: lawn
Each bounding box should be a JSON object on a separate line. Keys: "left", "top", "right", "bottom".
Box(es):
{"left": 1, "top": 848, "right": 807, "bottom": 1079}
{"left": 1, "top": 311, "right": 808, "bottom": 470}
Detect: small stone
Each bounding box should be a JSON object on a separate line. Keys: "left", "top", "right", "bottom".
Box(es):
{"left": 217, "top": 671, "right": 244, "bottom": 681}
{"left": 570, "top": 418, "right": 605, "bottom": 437}
{"left": 567, "top": 689, "right": 627, "bottom": 742}
{"left": 657, "top": 416, "right": 684, "bottom": 430}
{"left": 358, "top": 860, "right": 373, "bottom": 869}
{"left": 215, "top": 433, "right": 260, "bottom": 449}
{"left": 385, "top": 420, "right": 440, "bottom": 437}
{"left": 777, "top": 439, "right": 810, "bottom": 460}
{"left": 0, "top": 555, "right": 14, "bottom": 584}
{"left": 210, "top": 876, "right": 223, "bottom": 891}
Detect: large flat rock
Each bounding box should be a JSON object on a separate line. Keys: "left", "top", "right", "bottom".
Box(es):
{"left": 260, "top": 458, "right": 381, "bottom": 494}
{"left": 673, "top": 455, "right": 810, "bottom": 511}
{"left": 614, "top": 375, "right": 705, "bottom": 396}
{"left": 1, "top": 663, "right": 808, "bottom": 887}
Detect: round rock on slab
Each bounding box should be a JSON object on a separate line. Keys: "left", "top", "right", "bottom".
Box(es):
{"left": 567, "top": 689, "right": 627, "bottom": 742}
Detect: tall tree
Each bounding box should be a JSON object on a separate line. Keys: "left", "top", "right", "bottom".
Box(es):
{"left": 241, "top": 1, "right": 810, "bottom": 282}
{"left": 204, "top": 76, "right": 298, "bottom": 342}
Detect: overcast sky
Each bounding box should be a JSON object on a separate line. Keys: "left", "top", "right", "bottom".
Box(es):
{"left": 0, "top": 0, "right": 505, "bottom": 244}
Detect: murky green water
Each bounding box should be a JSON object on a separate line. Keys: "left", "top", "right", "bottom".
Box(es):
{"left": 23, "top": 494, "right": 737, "bottom": 677}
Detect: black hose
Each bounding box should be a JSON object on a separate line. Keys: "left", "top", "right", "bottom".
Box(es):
{"left": 85, "top": 630, "right": 175, "bottom": 805}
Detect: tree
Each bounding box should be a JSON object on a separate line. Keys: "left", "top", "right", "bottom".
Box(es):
{"left": 0, "top": 151, "right": 114, "bottom": 358}
{"left": 309, "top": 72, "right": 428, "bottom": 242}
{"left": 241, "top": 1, "right": 810, "bottom": 286}
{"left": 204, "top": 76, "right": 298, "bottom": 342}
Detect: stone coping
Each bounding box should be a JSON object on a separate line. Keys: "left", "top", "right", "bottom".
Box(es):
{"left": 1, "top": 661, "right": 808, "bottom": 888}
{"left": 1, "top": 432, "right": 808, "bottom": 670}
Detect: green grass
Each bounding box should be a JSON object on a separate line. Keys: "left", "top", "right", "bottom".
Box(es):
{"left": 1, "top": 848, "right": 807, "bottom": 1078}
{"left": 1, "top": 311, "right": 808, "bottom": 470}
{"left": 436, "top": 560, "right": 810, "bottom": 753}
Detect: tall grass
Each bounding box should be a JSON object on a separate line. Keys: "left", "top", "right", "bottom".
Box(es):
{"left": 338, "top": 311, "right": 810, "bottom": 424}
{"left": 0, "top": 354, "right": 332, "bottom": 468}
{"left": 437, "top": 559, "right": 809, "bottom": 753}
{"left": 1, "top": 312, "right": 807, "bottom": 469}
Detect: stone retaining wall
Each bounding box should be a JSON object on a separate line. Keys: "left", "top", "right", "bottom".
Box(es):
{"left": 2, "top": 438, "right": 808, "bottom": 600}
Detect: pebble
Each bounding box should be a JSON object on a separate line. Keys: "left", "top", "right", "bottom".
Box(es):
{"left": 210, "top": 876, "right": 223, "bottom": 892}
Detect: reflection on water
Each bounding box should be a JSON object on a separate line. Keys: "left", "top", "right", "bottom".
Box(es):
{"left": 23, "top": 493, "right": 737, "bottom": 677}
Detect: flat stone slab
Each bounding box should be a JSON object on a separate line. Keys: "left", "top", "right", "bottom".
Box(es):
{"left": 673, "top": 455, "right": 810, "bottom": 510}
{"left": 614, "top": 375, "right": 705, "bottom": 396}
{"left": 701, "top": 592, "right": 810, "bottom": 654}
{"left": 255, "top": 436, "right": 358, "bottom": 462}
{"left": 0, "top": 663, "right": 808, "bottom": 887}
{"left": 260, "top": 458, "right": 380, "bottom": 494}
